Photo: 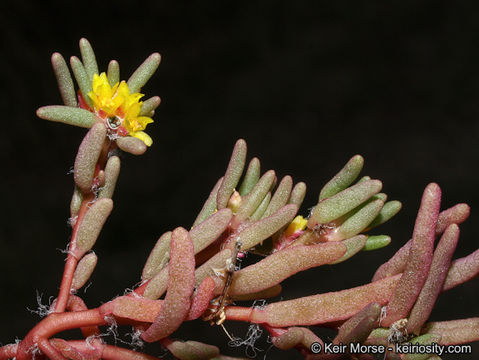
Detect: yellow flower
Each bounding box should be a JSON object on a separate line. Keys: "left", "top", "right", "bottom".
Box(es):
{"left": 88, "top": 73, "right": 153, "bottom": 146}
{"left": 284, "top": 215, "right": 308, "bottom": 237}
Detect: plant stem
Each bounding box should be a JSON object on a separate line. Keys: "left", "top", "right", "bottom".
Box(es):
{"left": 0, "top": 344, "right": 17, "bottom": 360}
{"left": 55, "top": 139, "right": 111, "bottom": 313}
{"left": 54, "top": 193, "right": 94, "bottom": 313}
{"left": 16, "top": 309, "right": 106, "bottom": 360}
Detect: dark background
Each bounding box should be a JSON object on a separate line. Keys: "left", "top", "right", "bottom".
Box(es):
{"left": 1, "top": 1, "right": 479, "bottom": 359}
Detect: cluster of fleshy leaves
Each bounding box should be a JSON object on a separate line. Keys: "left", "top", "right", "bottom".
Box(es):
{"left": 37, "top": 38, "right": 161, "bottom": 153}
{"left": 1, "top": 39, "right": 479, "bottom": 360}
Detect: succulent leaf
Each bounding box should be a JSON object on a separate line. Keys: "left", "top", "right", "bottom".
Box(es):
{"left": 79, "top": 38, "right": 99, "bottom": 82}
{"left": 127, "top": 53, "right": 162, "bottom": 93}
{"left": 107, "top": 60, "right": 120, "bottom": 86}
{"left": 238, "top": 157, "right": 261, "bottom": 196}
{"left": 74, "top": 122, "right": 107, "bottom": 192}
{"left": 142, "top": 227, "right": 195, "bottom": 342}
{"left": 37, "top": 105, "right": 98, "bottom": 128}
{"left": 51, "top": 53, "right": 77, "bottom": 107}
{"left": 308, "top": 179, "right": 382, "bottom": 228}
{"left": 382, "top": 183, "right": 441, "bottom": 327}
{"left": 76, "top": 198, "right": 113, "bottom": 254}
{"left": 217, "top": 139, "right": 248, "bottom": 210}
{"left": 319, "top": 154, "right": 364, "bottom": 201}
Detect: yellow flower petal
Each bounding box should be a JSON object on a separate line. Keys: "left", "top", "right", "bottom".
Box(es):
{"left": 88, "top": 72, "right": 154, "bottom": 145}
{"left": 131, "top": 131, "right": 153, "bottom": 146}
{"left": 137, "top": 116, "right": 154, "bottom": 127}
{"left": 285, "top": 215, "right": 308, "bottom": 237}
{"left": 125, "top": 102, "right": 142, "bottom": 120}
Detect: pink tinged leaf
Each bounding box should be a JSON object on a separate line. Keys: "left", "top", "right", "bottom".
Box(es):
{"left": 296, "top": 327, "right": 324, "bottom": 349}
{"left": 142, "top": 232, "right": 172, "bottom": 281}
{"left": 186, "top": 277, "right": 216, "bottom": 320}
{"left": 97, "top": 170, "right": 106, "bottom": 186}
{"left": 319, "top": 154, "right": 364, "bottom": 201}
{"left": 144, "top": 249, "right": 231, "bottom": 300}
{"left": 106, "top": 296, "right": 163, "bottom": 323}
{"left": 192, "top": 177, "right": 223, "bottom": 227}
{"left": 272, "top": 327, "right": 304, "bottom": 350}
{"left": 232, "top": 170, "right": 276, "bottom": 227}
{"left": 262, "top": 176, "right": 293, "bottom": 219}
{"left": 141, "top": 227, "right": 195, "bottom": 342}
{"left": 373, "top": 203, "right": 470, "bottom": 282}
{"left": 308, "top": 180, "right": 382, "bottom": 228}
{"left": 334, "top": 302, "right": 381, "bottom": 344}
{"left": 139, "top": 96, "right": 161, "bottom": 116}
{"left": 116, "top": 137, "right": 147, "bottom": 155}
{"left": 442, "top": 247, "right": 479, "bottom": 291}
{"left": 229, "top": 242, "right": 346, "bottom": 296}
{"left": 436, "top": 203, "right": 470, "bottom": 234}
{"left": 166, "top": 340, "right": 220, "bottom": 360}
{"left": 231, "top": 285, "right": 282, "bottom": 301}
{"left": 407, "top": 224, "right": 460, "bottom": 334}
{"left": 372, "top": 239, "right": 412, "bottom": 282}
{"left": 238, "top": 157, "right": 261, "bottom": 196}
{"left": 143, "top": 210, "right": 232, "bottom": 299}
{"left": 288, "top": 181, "right": 307, "bottom": 208}
{"left": 236, "top": 204, "right": 298, "bottom": 251}
{"left": 273, "top": 327, "right": 324, "bottom": 351}
{"left": 190, "top": 208, "right": 233, "bottom": 253}
{"left": 287, "top": 228, "right": 321, "bottom": 248}
{"left": 98, "top": 156, "right": 121, "bottom": 199}
{"left": 74, "top": 122, "right": 107, "bottom": 192}
{"left": 422, "top": 318, "right": 479, "bottom": 345}
{"left": 72, "top": 253, "right": 98, "bottom": 291}
{"left": 217, "top": 139, "right": 247, "bottom": 210}
{"left": 329, "top": 235, "right": 367, "bottom": 264}
{"left": 75, "top": 198, "right": 113, "bottom": 255}
{"left": 242, "top": 274, "right": 401, "bottom": 327}
{"left": 382, "top": 183, "right": 441, "bottom": 327}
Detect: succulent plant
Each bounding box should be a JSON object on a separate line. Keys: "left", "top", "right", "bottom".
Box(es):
{"left": 1, "top": 39, "right": 478, "bottom": 360}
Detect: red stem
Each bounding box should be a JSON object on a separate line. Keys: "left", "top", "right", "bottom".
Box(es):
{"left": 67, "top": 295, "right": 101, "bottom": 338}
{"left": 16, "top": 309, "right": 106, "bottom": 360}
{"left": 0, "top": 344, "right": 17, "bottom": 360}
{"left": 54, "top": 194, "right": 94, "bottom": 313}
{"left": 38, "top": 338, "right": 66, "bottom": 360}
{"left": 55, "top": 139, "right": 110, "bottom": 313}
{"left": 224, "top": 305, "right": 258, "bottom": 323}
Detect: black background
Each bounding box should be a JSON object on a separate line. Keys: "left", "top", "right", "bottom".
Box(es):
{"left": 1, "top": 1, "right": 479, "bottom": 359}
